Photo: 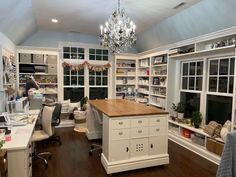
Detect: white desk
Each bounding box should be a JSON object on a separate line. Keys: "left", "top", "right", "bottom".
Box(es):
{"left": 2, "top": 109, "right": 40, "bottom": 177}
{"left": 88, "top": 100, "right": 169, "bottom": 174}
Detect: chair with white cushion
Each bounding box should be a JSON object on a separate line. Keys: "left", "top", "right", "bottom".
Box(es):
{"left": 89, "top": 108, "right": 103, "bottom": 155}
{"left": 32, "top": 106, "right": 54, "bottom": 167}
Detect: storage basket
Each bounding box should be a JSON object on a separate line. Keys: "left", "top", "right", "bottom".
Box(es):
{"left": 19, "top": 53, "right": 31, "bottom": 63}
{"left": 33, "top": 54, "right": 44, "bottom": 64}
{"left": 47, "top": 55, "right": 57, "bottom": 64}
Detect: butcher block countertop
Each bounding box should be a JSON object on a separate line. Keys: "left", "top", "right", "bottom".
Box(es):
{"left": 88, "top": 99, "right": 168, "bottom": 117}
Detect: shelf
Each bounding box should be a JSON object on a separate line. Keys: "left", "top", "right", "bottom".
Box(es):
{"left": 19, "top": 73, "right": 57, "bottom": 76}
{"left": 151, "top": 75, "right": 167, "bottom": 77}
{"left": 152, "top": 63, "right": 167, "bottom": 67}
{"left": 138, "top": 66, "right": 149, "bottom": 69}
{"left": 116, "top": 84, "right": 135, "bottom": 86}
{"left": 149, "top": 102, "right": 163, "bottom": 108}
{"left": 116, "top": 75, "right": 136, "bottom": 77}
{"left": 150, "top": 94, "right": 166, "bottom": 98}
{"left": 19, "top": 83, "right": 57, "bottom": 85}
{"left": 150, "top": 84, "right": 166, "bottom": 88}
{"left": 138, "top": 75, "right": 149, "bottom": 77}
{"left": 116, "top": 67, "right": 136, "bottom": 69}
{"left": 42, "top": 93, "right": 58, "bottom": 95}
{"left": 169, "top": 45, "right": 235, "bottom": 59}
{"left": 138, "top": 91, "right": 149, "bottom": 95}
{"left": 168, "top": 119, "right": 209, "bottom": 137}
{"left": 19, "top": 62, "right": 47, "bottom": 65}
{"left": 138, "top": 84, "right": 149, "bottom": 87}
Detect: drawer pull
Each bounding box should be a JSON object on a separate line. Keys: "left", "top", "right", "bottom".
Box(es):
{"left": 156, "top": 119, "right": 160, "bottom": 122}
{"left": 138, "top": 130, "right": 142, "bottom": 133}
{"left": 118, "top": 132, "right": 123, "bottom": 135}
{"left": 138, "top": 120, "right": 142, "bottom": 124}
{"left": 29, "top": 163, "right": 32, "bottom": 167}
{"left": 150, "top": 144, "right": 153, "bottom": 148}
{"left": 118, "top": 122, "right": 123, "bottom": 125}
{"left": 126, "top": 147, "right": 129, "bottom": 152}
{"left": 156, "top": 128, "right": 160, "bottom": 132}
{"left": 29, "top": 153, "right": 32, "bottom": 158}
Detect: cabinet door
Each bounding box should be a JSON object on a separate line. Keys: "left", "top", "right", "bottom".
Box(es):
{"left": 149, "top": 136, "right": 168, "bottom": 156}
{"left": 110, "top": 140, "right": 129, "bottom": 162}
{"left": 130, "top": 138, "right": 148, "bottom": 158}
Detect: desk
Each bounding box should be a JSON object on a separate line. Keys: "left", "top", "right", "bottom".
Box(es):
{"left": 88, "top": 99, "right": 169, "bottom": 174}
{"left": 2, "top": 109, "right": 40, "bottom": 177}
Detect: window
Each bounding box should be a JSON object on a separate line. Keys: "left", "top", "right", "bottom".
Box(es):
{"left": 63, "top": 47, "right": 85, "bottom": 59}
{"left": 64, "top": 88, "right": 84, "bottom": 102}
{"left": 89, "top": 69, "right": 108, "bottom": 99}
{"left": 206, "top": 95, "right": 232, "bottom": 125}
{"left": 64, "top": 68, "right": 84, "bottom": 86}
{"left": 208, "top": 57, "right": 235, "bottom": 93}
{"left": 89, "top": 49, "right": 109, "bottom": 61}
{"left": 181, "top": 61, "right": 203, "bottom": 91}
{"left": 180, "top": 92, "right": 200, "bottom": 118}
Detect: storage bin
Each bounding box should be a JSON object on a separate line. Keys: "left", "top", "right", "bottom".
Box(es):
{"left": 215, "top": 141, "right": 224, "bottom": 156}
{"left": 19, "top": 53, "right": 31, "bottom": 63}
{"left": 34, "top": 66, "right": 46, "bottom": 73}
{"left": 47, "top": 55, "right": 57, "bottom": 64}
{"left": 33, "top": 54, "right": 44, "bottom": 64}
{"left": 48, "top": 65, "right": 57, "bottom": 74}
{"left": 206, "top": 138, "right": 216, "bottom": 153}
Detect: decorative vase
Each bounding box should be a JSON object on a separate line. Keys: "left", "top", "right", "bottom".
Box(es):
{"left": 177, "top": 113, "right": 184, "bottom": 119}
{"left": 193, "top": 124, "right": 200, "bottom": 129}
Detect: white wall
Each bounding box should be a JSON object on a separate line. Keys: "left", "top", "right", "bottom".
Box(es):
{"left": 0, "top": 32, "right": 16, "bottom": 113}
{"left": 136, "top": 0, "right": 236, "bottom": 52}
{"left": 0, "top": 0, "right": 37, "bottom": 45}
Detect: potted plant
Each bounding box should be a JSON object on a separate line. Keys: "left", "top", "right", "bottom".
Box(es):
{"left": 176, "top": 102, "right": 185, "bottom": 119}
{"left": 191, "top": 111, "right": 202, "bottom": 128}
{"left": 172, "top": 103, "right": 178, "bottom": 119}
{"left": 80, "top": 96, "right": 88, "bottom": 111}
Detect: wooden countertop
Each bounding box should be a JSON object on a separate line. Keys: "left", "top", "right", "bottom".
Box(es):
{"left": 88, "top": 99, "right": 168, "bottom": 117}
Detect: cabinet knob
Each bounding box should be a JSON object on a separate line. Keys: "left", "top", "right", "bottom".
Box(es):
{"left": 150, "top": 144, "right": 153, "bottom": 148}
{"left": 138, "top": 120, "right": 142, "bottom": 124}
{"left": 156, "top": 128, "right": 160, "bottom": 132}
{"left": 119, "top": 122, "right": 123, "bottom": 125}
{"left": 118, "top": 132, "right": 123, "bottom": 135}
{"left": 29, "top": 163, "right": 32, "bottom": 167}
{"left": 156, "top": 119, "right": 160, "bottom": 122}
{"left": 28, "top": 144, "right": 32, "bottom": 148}
{"left": 138, "top": 130, "right": 142, "bottom": 133}
{"left": 126, "top": 147, "right": 129, "bottom": 152}
{"left": 29, "top": 153, "right": 32, "bottom": 158}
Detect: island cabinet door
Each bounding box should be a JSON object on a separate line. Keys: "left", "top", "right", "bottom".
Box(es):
{"left": 109, "top": 140, "right": 130, "bottom": 162}
{"left": 130, "top": 138, "right": 148, "bottom": 158}
{"left": 149, "top": 136, "right": 168, "bottom": 156}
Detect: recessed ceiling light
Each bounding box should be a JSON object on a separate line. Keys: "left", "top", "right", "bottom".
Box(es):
{"left": 51, "top": 19, "right": 58, "bottom": 23}
{"left": 173, "top": 2, "right": 186, "bottom": 9}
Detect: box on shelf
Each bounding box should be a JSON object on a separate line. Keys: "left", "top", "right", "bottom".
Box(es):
{"left": 191, "top": 133, "right": 205, "bottom": 146}
{"left": 47, "top": 55, "right": 57, "bottom": 64}
{"left": 48, "top": 65, "right": 57, "bottom": 73}
{"left": 19, "top": 53, "right": 31, "bottom": 63}
{"left": 33, "top": 54, "right": 44, "bottom": 64}
{"left": 206, "top": 138, "right": 224, "bottom": 156}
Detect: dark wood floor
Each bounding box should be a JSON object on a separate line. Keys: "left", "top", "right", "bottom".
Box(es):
{"left": 33, "top": 128, "right": 218, "bottom": 177}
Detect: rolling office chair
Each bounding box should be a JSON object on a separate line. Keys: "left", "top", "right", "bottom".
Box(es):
{"left": 89, "top": 108, "right": 103, "bottom": 155}
{"left": 32, "top": 106, "right": 54, "bottom": 167}
{"left": 47, "top": 103, "right": 62, "bottom": 145}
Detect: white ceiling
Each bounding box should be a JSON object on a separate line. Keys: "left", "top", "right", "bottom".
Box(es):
{"left": 32, "top": 0, "right": 202, "bottom": 35}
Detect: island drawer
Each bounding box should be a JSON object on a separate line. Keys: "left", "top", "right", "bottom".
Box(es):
{"left": 149, "top": 116, "right": 167, "bottom": 126}
{"left": 111, "top": 119, "right": 130, "bottom": 129}
{"left": 131, "top": 118, "right": 148, "bottom": 128}
{"left": 111, "top": 129, "right": 130, "bottom": 140}
{"left": 131, "top": 127, "right": 148, "bottom": 138}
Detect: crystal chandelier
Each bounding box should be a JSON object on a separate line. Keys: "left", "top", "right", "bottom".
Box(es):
{"left": 99, "top": 0, "right": 137, "bottom": 53}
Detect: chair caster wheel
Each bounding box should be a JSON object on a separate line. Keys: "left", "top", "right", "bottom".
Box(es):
{"left": 48, "top": 155, "right": 52, "bottom": 160}
{"left": 89, "top": 151, "right": 92, "bottom": 156}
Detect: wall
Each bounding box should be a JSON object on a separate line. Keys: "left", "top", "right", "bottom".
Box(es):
{"left": 0, "top": 0, "right": 37, "bottom": 45}
{"left": 136, "top": 0, "right": 236, "bottom": 52}
{"left": 0, "top": 32, "right": 16, "bottom": 113}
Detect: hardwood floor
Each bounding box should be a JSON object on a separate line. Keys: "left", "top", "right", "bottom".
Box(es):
{"left": 33, "top": 128, "right": 218, "bottom": 177}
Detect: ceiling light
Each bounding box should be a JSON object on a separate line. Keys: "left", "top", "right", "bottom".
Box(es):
{"left": 99, "top": 0, "right": 137, "bottom": 53}
{"left": 173, "top": 2, "right": 186, "bottom": 10}
{"left": 51, "top": 19, "right": 58, "bottom": 23}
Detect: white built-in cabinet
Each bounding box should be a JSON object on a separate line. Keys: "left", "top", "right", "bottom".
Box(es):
{"left": 102, "top": 114, "right": 169, "bottom": 174}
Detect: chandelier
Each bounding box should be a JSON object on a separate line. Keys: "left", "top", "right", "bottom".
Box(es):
{"left": 99, "top": 0, "right": 137, "bottom": 53}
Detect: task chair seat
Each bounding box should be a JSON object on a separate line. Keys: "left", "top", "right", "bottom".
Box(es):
{"left": 32, "top": 106, "right": 54, "bottom": 168}
{"left": 89, "top": 108, "right": 103, "bottom": 155}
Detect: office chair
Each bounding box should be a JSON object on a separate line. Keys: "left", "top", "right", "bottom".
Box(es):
{"left": 32, "top": 106, "right": 54, "bottom": 167}
{"left": 89, "top": 108, "right": 103, "bottom": 155}
{"left": 47, "top": 103, "right": 62, "bottom": 145}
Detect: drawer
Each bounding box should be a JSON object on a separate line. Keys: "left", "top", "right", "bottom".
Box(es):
{"left": 111, "top": 119, "right": 130, "bottom": 129}
{"left": 131, "top": 118, "right": 148, "bottom": 128}
{"left": 149, "top": 126, "right": 167, "bottom": 136}
{"left": 111, "top": 129, "right": 130, "bottom": 140}
{"left": 131, "top": 127, "right": 148, "bottom": 138}
{"left": 149, "top": 116, "right": 167, "bottom": 126}
{"left": 19, "top": 53, "right": 31, "bottom": 63}
{"left": 48, "top": 65, "right": 57, "bottom": 73}
{"left": 33, "top": 54, "right": 44, "bottom": 64}
{"left": 47, "top": 55, "right": 57, "bottom": 64}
